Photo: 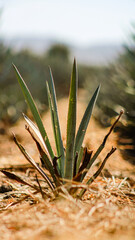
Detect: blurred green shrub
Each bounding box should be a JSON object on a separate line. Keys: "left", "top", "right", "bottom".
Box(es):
{"left": 0, "top": 43, "right": 72, "bottom": 123}
{"left": 84, "top": 27, "right": 135, "bottom": 160}
{"left": 43, "top": 44, "right": 71, "bottom": 95}
{"left": 84, "top": 26, "right": 135, "bottom": 126}
{"left": 46, "top": 44, "right": 70, "bottom": 61}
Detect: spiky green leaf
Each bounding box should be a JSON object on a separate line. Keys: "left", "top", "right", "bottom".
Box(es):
{"left": 65, "top": 59, "right": 78, "bottom": 179}
{"left": 13, "top": 64, "right": 54, "bottom": 160}
{"left": 74, "top": 85, "right": 100, "bottom": 157}
{"left": 46, "top": 68, "right": 65, "bottom": 177}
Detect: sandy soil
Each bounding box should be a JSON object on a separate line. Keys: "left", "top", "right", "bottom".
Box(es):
{"left": 0, "top": 93, "right": 135, "bottom": 240}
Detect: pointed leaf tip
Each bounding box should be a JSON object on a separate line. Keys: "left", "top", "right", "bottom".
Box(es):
{"left": 13, "top": 65, "right": 54, "bottom": 160}
{"left": 65, "top": 59, "right": 78, "bottom": 179}
{"left": 74, "top": 84, "right": 100, "bottom": 156}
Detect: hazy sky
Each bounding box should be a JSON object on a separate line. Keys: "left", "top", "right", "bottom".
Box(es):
{"left": 0, "top": 0, "right": 135, "bottom": 46}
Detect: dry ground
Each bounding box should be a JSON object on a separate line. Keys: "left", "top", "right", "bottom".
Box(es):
{"left": 0, "top": 93, "right": 135, "bottom": 240}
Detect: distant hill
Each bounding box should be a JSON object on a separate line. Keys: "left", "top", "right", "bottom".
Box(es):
{"left": 1, "top": 36, "right": 124, "bottom": 65}
{"left": 72, "top": 44, "right": 124, "bottom": 65}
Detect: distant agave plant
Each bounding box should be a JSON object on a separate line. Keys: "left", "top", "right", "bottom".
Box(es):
{"left": 2, "top": 60, "right": 123, "bottom": 198}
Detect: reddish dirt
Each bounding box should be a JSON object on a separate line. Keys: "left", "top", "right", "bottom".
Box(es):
{"left": 0, "top": 94, "right": 135, "bottom": 240}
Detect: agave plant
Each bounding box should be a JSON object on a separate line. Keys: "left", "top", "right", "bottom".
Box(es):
{"left": 2, "top": 59, "right": 123, "bottom": 198}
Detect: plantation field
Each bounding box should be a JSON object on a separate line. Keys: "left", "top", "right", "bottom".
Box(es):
{"left": 0, "top": 94, "right": 135, "bottom": 240}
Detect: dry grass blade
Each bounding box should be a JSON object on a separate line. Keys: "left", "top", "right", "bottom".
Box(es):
{"left": 25, "top": 125, "right": 59, "bottom": 187}
{"left": 81, "top": 110, "right": 124, "bottom": 181}
{"left": 73, "top": 149, "right": 93, "bottom": 182}
{"left": 13, "top": 134, "right": 56, "bottom": 193}
{"left": 70, "top": 149, "right": 92, "bottom": 195}
{"left": 1, "top": 170, "right": 39, "bottom": 191}
{"left": 53, "top": 156, "right": 61, "bottom": 178}
{"left": 23, "top": 114, "right": 49, "bottom": 154}
{"left": 78, "top": 148, "right": 93, "bottom": 174}
{"left": 1, "top": 190, "right": 42, "bottom": 211}
{"left": 35, "top": 174, "right": 45, "bottom": 199}
{"left": 79, "top": 147, "right": 117, "bottom": 198}
{"left": 103, "top": 110, "right": 124, "bottom": 146}
{"left": 0, "top": 163, "right": 33, "bottom": 172}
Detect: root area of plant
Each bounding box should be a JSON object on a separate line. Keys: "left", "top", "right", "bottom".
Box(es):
{"left": 0, "top": 93, "right": 135, "bottom": 240}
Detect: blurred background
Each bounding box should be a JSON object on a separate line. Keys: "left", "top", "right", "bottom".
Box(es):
{"left": 0, "top": 0, "right": 135, "bottom": 161}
